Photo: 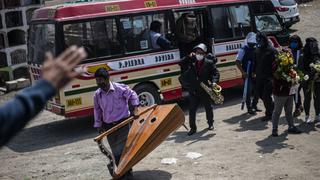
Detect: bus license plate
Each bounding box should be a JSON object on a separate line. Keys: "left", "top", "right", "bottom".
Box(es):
{"left": 67, "top": 97, "right": 82, "bottom": 107}
{"left": 161, "top": 78, "right": 172, "bottom": 87}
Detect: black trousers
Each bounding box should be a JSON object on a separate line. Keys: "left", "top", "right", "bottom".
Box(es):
{"left": 303, "top": 81, "right": 320, "bottom": 116}
{"left": 253, "top": 78, "right": 274, "bottom": 116}
{"left": 101, "top": 119, "right": 132, "bottom": 179}
{"left": 189, "top": 91, "right": 214, "bottom": 130}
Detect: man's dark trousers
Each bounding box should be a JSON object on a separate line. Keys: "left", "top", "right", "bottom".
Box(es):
{"left": 254, "top": 78, "right": 274, "bottom": 117}
{"left": 189, "top": 91, "right": 214, "bottom": 130}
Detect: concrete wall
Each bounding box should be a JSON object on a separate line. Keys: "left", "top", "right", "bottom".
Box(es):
{"left": 0, "top": 0, "right": 43, "bottom": 86}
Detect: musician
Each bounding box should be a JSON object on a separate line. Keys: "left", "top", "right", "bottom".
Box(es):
{"left": 179, "top": 43, "right": 220, "bottom": 136}
{"left": 236, "top": 32, "right": 259, "bottom": 114}
{"left": 93, "top": 68, "right": 139, "bottom": 179}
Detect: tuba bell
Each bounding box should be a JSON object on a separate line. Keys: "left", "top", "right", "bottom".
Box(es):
{"left": 200, "top": 81, "right": 224, "bottom": 105}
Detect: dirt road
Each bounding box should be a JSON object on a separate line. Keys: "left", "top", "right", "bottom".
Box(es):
{"left": 1, "top": 1, "right": 320, "bottom": 180}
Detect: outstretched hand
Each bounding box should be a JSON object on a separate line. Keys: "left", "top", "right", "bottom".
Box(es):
{"left": 42, "top": 46, "right": 87, "bottom": 89}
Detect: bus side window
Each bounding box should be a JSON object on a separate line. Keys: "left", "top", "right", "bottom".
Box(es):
{"left": 63, "top": 18, "right": 121, "bottom": 59}
{"left": 119, "top": 12, "right": 172, "bottom": 53}
{"left": 229, "top": 5, "right": 252, "bottom": 38}
{"left": 210, "top": 5, "right": 252, "bottom": 42}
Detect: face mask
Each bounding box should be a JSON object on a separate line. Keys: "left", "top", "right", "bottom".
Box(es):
{"left": 310, "top": 42, "right": 319, "bottom": 55}
{"left": 247, "top": 43, "right": 256, "bottom": 48}
{"left": 290, "top": 42, "right": 298, "bottom": 49}
{"left": 196, "top": 54, "right": 204, "bottom": 61}
{"left": 97, "top": 83, "right": 106, "bottom": 89}
{"left": 97, "top": 81, "right": 109, "bottom": 90}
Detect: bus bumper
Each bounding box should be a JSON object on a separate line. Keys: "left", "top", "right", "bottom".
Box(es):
{"left": 46, "top": 102, "right": 65, "bottom": 116}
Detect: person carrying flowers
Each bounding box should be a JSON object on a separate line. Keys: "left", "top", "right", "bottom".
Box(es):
{"left": 299, "top": 37, "right": 320, "bottom": 124}
{"left": 271, "top": 49, "right": 303, "bottom": 137}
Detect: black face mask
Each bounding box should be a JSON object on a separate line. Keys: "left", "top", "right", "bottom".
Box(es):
{"left": 309, "top": 41, "right": 319, "bottom": 55}
{"left": 247, "top": 43, "right": 256, "bottom": 48}
{"left": 97, "top": 82, "right": 109, "bottom": 90}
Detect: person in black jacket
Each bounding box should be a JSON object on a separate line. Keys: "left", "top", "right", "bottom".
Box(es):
{"left": 299, "top": 37, "right": 320, "bottom": 124}
{"left": 252, "top": 33, "right": 277, "bottom": 121}
{"left": 179, "top": 43, "right": 220, "bottom": 136}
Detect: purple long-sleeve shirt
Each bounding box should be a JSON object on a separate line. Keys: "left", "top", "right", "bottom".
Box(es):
{"left": 93, "top": 82, "right": 139, "bottom": 128}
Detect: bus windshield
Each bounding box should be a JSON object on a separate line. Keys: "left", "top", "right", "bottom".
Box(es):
{"left": 255, "top": 14, "right": 282, "bottom": 33}
{"left": 28, "top": 23, "right": 55, "bottom": 64}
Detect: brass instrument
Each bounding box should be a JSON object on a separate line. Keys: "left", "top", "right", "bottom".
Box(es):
{"left": 200, "top": 81, "right": 224, "bottom": 105}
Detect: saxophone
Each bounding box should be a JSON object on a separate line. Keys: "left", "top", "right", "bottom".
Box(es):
{"left": 200, "top": 81, "right": 224, "bottom": 105}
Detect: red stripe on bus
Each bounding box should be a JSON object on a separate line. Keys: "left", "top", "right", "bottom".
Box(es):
{"left": 162, "top": 88, "right": 183, "bottom": 101}
{"left": 219, "top": 78, "right": 243, "bottom": 89}
{"left": 216, "top": 52, "right": 237, "bottom": 57}
{"left": 65, "top": 108, "right": 94, "bottom": 118}
{"left": 72, "top": 84, "right": 81, "bottom": 88}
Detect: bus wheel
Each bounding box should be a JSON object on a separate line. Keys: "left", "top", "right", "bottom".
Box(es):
{"left": 134, "top": 84, "right": 161, "bottom": 107}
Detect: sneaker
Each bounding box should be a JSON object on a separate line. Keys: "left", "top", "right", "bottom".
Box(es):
{"left": 305, "top": 115, "right": 313, "bottom": 124}
{"left": 188, "top": 129, "right": 197, "bottom": 136}
{"left": 288, "top": 126, "right": 302, "bottom": 134}
{"left": 262, "top": 115, "right": 272, "bottom": 121}
{"left": 208, "top": 125, "right": 214, "bottom": 130}
{"left": 293, "top": 109, "right": 301, "bottom": 117}
{"left": 272, "top": 129, "right": 278, "bottom": 137}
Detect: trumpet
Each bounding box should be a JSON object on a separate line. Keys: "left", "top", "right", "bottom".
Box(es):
{"left": 200, "top": 81, "right": 224, "bottom": 105}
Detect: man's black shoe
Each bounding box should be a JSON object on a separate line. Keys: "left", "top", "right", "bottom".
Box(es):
{"left": 188, "top": 129, "right": 197, "bottom": 136}
{"left": 208, "top": 125, "right": 214, "bottom": 130}
{"left": 272, "top": 129, "right": 278, "bottom": 137}
{"left": 248, "top": 109, "right": 257, "bottom": 115}
{"left": 252, "top": 107, "right": 262, "bottom": 112}
{"left": 288, "top": 126, "right": 302, "bottom": 134}
{"left": 262, "top": 116, "right": 272, "bottom": 121}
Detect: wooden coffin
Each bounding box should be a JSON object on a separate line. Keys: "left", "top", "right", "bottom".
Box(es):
{"left": 94, "top": 104, "right": 185, "bottom": 179}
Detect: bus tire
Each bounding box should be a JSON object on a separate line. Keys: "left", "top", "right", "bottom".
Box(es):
{"left": 134, "top": 84, "right": 161, "bottom": 107}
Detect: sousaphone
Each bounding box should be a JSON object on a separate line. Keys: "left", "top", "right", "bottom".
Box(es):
{"left": 94, "top": 104, "right": 185, "bottom": 179}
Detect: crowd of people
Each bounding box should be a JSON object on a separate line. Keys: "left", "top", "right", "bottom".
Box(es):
{"left": 234, "top": 32, "right": 320, "bottom": 137}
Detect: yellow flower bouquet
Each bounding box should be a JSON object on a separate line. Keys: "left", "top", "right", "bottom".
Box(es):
{"left": 274, "top": 49, "right": 303, "bottom": 84}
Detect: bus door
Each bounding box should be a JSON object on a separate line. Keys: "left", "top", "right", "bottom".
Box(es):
{"left": 172, "top": 7, "right": 210, "bottom": 57}
{"left": 208, "top": 4, "right": 254, "bottom": 86}
{"left": 209, "top": 4, "right": 253, "bottom": 56}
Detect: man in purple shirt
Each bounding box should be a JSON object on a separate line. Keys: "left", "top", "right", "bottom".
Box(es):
{"left": 93, "top": 68, "right": 139, "bottom": 179}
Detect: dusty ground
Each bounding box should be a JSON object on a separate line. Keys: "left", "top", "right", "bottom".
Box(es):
{"left": 1, "top": 1, "right": 320, "bottom": 180}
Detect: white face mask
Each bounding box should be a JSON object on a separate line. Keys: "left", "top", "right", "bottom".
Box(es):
{"left": 196, "top": 54, "right": 204, "bottom": 61}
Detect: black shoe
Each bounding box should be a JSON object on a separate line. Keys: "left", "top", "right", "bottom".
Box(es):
{"left": 208, "top": 125, "right": 214, "bottom": 130}
{"left": 293, "top": 109, "right": 301, "bottom": 117}
{"left": 262, "top": 116, "right": 272, "bottom": 121}
{"left": 288, "top": 126, "right": 302, "bottom": 134}
{"left": 248, "top": 109, "right": 257, "bottom": 115}
{"left": 188, "top": 129, "right": 197, "bottom": 136}
{"left": 252, "top": 107, "right": 262, "bottom": 112}
{"left": 272, "top": 129, "right": 278, "bottom": 137}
